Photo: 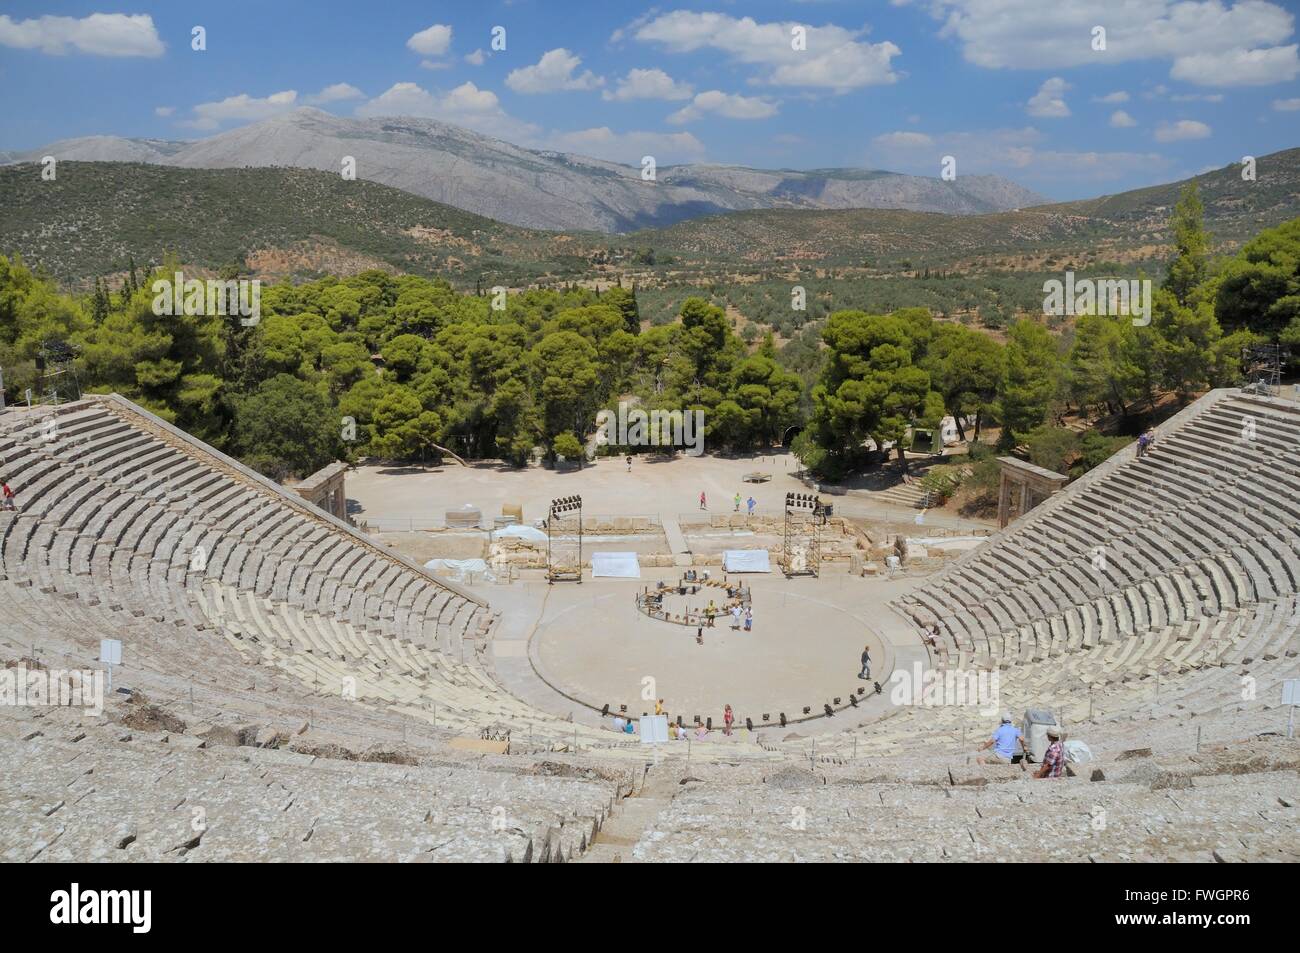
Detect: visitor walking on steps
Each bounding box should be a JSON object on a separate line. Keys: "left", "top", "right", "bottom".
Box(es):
{"left": 0, "top": 480, "right": 15, "bottom": 511}
{"left": 743, "top": 607, "right": 753, "bottom": 631}
{"left": 1137, "top": 430, "right": 1151, "bottom": 458}
{"left": 723, "top": 704, "right": 734, "bottom": 736}
{"left": 858, "top": 645, "right": 872, "bottom": 679}
{"left": 699, "top": 491, "right": 707, "bottom": 510}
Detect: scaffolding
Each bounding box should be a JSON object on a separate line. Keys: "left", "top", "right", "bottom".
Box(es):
{"left": 781, "top": 492, "right": 822, "bottom": 577}
{"left": 1240, "top": 342, "right": 1284, "bottom": 396}
{"left": 546, "top": 495, "right": 583, "bottom": 584}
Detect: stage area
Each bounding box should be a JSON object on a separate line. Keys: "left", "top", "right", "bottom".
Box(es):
{"left": 530, "top": 573, "right": 892, "bottom": 727}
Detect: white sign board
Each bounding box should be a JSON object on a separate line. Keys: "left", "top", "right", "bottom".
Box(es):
{"left": 100, "top": 639, "right": 122, "bottom": 665}
{"left": 1283, "top": 679, "right": 1299, "bottom": 706}
{"left": 640, "top": 714, "right": 669, "bottom": 744}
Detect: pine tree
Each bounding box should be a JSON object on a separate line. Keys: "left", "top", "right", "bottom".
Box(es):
{"left": 1164, "top": 182, "right": 1210, "bottom": 307}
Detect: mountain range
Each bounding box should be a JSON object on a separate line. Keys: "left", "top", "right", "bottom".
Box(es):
{"left": 1, "top": 107, "right": 1047, "bottom": 232}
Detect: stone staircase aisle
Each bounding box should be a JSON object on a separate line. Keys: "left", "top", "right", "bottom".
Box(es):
{"left": 578, "top": 764, "right": 677, "bottom": 863}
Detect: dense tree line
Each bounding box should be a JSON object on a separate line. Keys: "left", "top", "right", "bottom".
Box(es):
{"left": 1, "top": 188, "right": 1294, "bottom": 485}
{"left": 0, "top": 263, "right": 800, "bottom": 479}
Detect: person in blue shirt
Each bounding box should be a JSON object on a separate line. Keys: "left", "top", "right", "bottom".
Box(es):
{"left": 977, "top": 713, "right": 1025, "bottom": 764}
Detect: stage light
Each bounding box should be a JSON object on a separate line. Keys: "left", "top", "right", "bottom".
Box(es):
{"left": 745, "top": 717, "right": 753, "bottom": 731}
{"left": 619, "top": 704, "right": 627, "bottom": 713}
{"left": 762, "top": 713, "right": 769, "bottom": 721}
{"left": 706, "top": 717, "right": 712, "bottom": 731}
{"left": 779, "top": 712, "right": 787, "bottom": 727}
{"left": 823, "top": 703, "right": 834, "bottom": 717}
{"left": 601, "top": 703, "right": 609, "bottom": 716}
{"left": 833, "top": 697, "right": 841, "bottom": 705}
{"left": 802, "top": 706, "right": 811, "bottom": 715}
{"left": 856, "top": 687, "right": 865, "bottom": 695}
{"left": 849, "top": 694, "right": 859, "bottom": 707}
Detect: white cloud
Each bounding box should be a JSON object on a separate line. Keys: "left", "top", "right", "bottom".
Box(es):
{"left": 1170, "top": 92, "right": 1225, "bottom": 101}
{"left": 1110, "top": 109, "right": 1138, "bottom": 127}
{"left": 546, "top": 127, "right": 706, "bottom": 165}
{"left": 407, "top": 24, "right": 452, "bottom": 57}
{"left": 1094, "top": 90, "right": 1129, "bottom": 103}
{"left": 1154, "top": 118, "right": 1212, "bottom": 141}
{"left": 180, "top": 90, "right": 299, "bottom": 130}
{"left": 179, "top": 84, "right": 367, "bottom": 129}
{"left": 1027, "top": 77, "right": 1071, "bottom": 118}
{"left": 667, "top": 90, "right": 779, "bottom": 124}
{"left": 355, "top": 81, "right": 541, "bottom": 142}
{"left": 419, "top": 59, "right": 452, "bottom": 71}
{"left": 464, "top": 48, "right": 486, "bottom": 66}
{"left": 873, "top": 131, "right": 935, "bottom": 148}
{"left": 1169, "top": 44, "right": 1300, "bottom": 86}
{"left": 305, "top": 83, "right": 364, "bottom": 105}
{"left": 154, "top": 106, "right": 174, "bottom": 118}
{"left": 506, "top": 48, "right": 604, "bottom": 94}
{"left": 0, "top": 12, "right": 163, "bottom": 57}
{"left": 1273, "top": 96, "right": 1300, "bottom": 109}
{"left": 924, "top": 0, "right": 1299, "bottom": 88}
{"left": 602, "top": 68, "right": 694, "bottom": 102}
{"left": 633, "top": 11, "right": 900, "bottom": 90}
{"left": 870, "top": 125, "right": 1172, "bottom": 184}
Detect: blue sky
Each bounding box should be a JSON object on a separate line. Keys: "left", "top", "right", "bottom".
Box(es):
{"left": 2, "top": 0, "right": 1299, "bottom": 199}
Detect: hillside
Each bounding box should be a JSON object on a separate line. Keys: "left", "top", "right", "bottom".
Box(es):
{"left": 3, "top": 147, "right": 1297, "bottom": 292}
{"left": 2, "top": 107, "right": 1044, "bottom": 232}
{"left": 0, "top": 161, "right": 607, "bottom": 287}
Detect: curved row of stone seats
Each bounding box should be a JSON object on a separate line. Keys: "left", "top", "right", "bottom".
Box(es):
{"left": 894, "top": 390, "right": 1300, "bottom": 674}
{"left": 0, "top": 398, "right": 491, "bottom": 654}
{"left": 622, "top": 747, "right": 1300, "bottom": 862}
{"left": 0, "top": 397, "right": 635, "bottom": 751}
{"left": 787, "top": 594, "right": 1298, "bottom": 768}
{"left": 0, "top": 705, "right": 637, "bottom": 863}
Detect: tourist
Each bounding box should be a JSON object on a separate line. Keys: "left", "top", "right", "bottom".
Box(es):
{"left": 746, "top": 496, "right": 756, "bottom": 515}
{"left": 655, "top": 698, "right": 665, "bottom": 717}
{"left": 696, "top": 627, "right": 704, "bottom": 645}
{"left": 743, "top": 607, "right": 752, "bottom": 632}
{"left": 694, "top": 723, "right": 709, "bottom": 741}
{"left": 626, "top": 454, "right": 633, "bottom": 472}
{"left": 733, "top": 492, "right": 741, "bottom": 512}
{"left": 706, "top": 600, "right": 718, "bottom": 625}
{"left": 0, "top": 480, "right": 15, "bottom": 512}
{"left": 976, "top": 713, "right": 1025, "bottom": 765}
{"left": 699, "top": 491, "right": 707, "bottom": 510}
{"left": 1032, "top": 726, "right": 1066, "bottom": 778}
{"left": 624, "top": 719, "right": 636, "bottom": 735}
{"left": 1137, "top": 430, "right": 1151, "bottom": 458}
{"left": 730, "top": 604, "right": 743, "bottom": 629}
{"left": 611, "top": 714, "right": 626, "bottom": 733}
{"left": 858, "top": 645, "right": 871, "bottom": 680}
{"left": 723, "top": 704, "right": 735, "bottom": 736}
{"left": 1145, "top": 427, "right": 1157, "bottom": 453}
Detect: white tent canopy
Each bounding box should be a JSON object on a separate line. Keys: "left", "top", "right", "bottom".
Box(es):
{"left": 724, "top": 549, "right": 771, "bottom": 573}
{"left": 591, "top": 551, "right": 641, "bottom": 578}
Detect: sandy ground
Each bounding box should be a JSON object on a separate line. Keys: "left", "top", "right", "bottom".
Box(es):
{"left": 346, "top": 451, "right": 996, "bottom": 533}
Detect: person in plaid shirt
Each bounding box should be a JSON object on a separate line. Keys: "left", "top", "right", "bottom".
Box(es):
{"left": 1033, "top": 726, "right": 1065, "bottom": 778}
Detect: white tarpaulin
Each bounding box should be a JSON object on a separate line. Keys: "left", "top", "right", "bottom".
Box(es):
{"left": 424, "top": 557, "right": 494, "bottom": 583}
{"left": 640, "top": 715, "right": 669, "bottom": 744}
{"left": 591, "top": 551, "right": 641, "bottom": 578}
{"left": 724, "top": 549, "right": 771, "bottom": 573}
{"left": 494, "top": 524, "right": 548, "bottom": 543}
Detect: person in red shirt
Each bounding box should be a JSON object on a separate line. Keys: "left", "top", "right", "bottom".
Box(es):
{"left": 723, "top": 704, "right": 734, "bottom": 736}
{"left": 1033, "top": 726, "right": 1066, "bottom": 778}
{"left": 1, "top": 481, "right": 15, "bottom": 511}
